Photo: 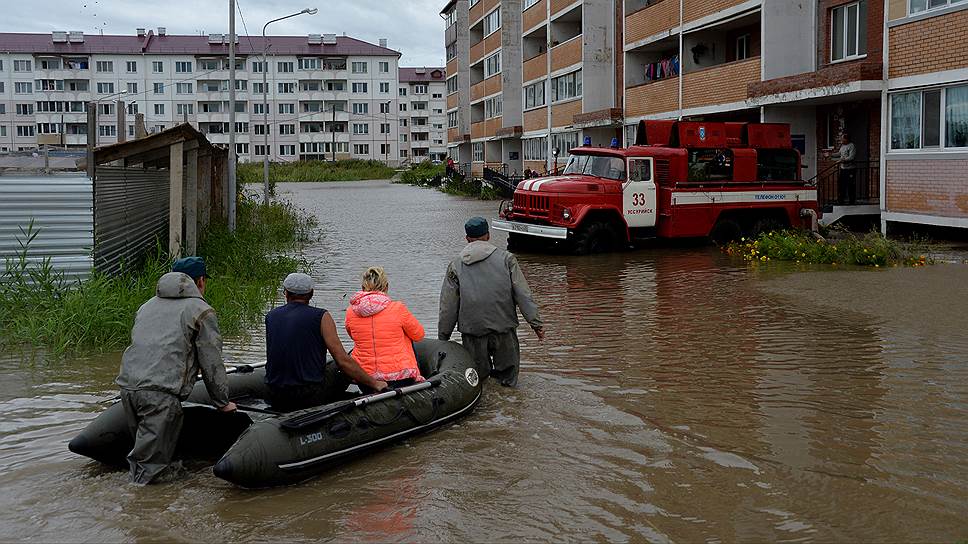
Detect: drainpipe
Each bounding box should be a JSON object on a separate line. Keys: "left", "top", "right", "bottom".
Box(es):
{"left": 879, "top": 0, "right": 890, "bottom": 235}
{"left": 546, "top": 0, "right": 553, "bottom": 174}
{"left": 677, "top": 0, "right": 683, "bottom": 120}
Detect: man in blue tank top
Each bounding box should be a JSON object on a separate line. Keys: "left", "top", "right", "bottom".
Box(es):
{"left": 265, "top": 273, "right": 387, "bottom": 411}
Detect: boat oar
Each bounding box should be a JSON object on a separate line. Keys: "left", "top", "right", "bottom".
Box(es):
{"left": 225, "top": 361, "right": 267, "bottom": 375}
{"left": 280, "top": 377, "right": 439, "bottom": 431}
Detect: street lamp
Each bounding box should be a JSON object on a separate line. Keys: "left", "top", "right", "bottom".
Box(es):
{"left": 262, "top": 7, "right": 318, "bottom": 205}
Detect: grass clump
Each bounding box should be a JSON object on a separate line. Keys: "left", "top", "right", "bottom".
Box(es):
{"left": 0, "top": 197, "right": 315, "bottom": 354}
{"left": 398, "top": 161, "right": 446, "bottom": 185}
{"left": 237, "top": 159, "right": 394, "bottom": 186}
{"left": 724, "top": 230, "right": 932, "bottom": 267}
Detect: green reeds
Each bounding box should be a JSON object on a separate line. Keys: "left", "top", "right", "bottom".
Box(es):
{"left": 237, "top": 159, "right": 395, "bottom": 185}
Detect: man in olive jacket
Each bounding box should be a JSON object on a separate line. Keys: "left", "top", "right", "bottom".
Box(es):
{"left": 116, "top": 257, "right": 236, "bottom": 484}
{"left": 438, "top": 217, "right": 544, "bottom": 387}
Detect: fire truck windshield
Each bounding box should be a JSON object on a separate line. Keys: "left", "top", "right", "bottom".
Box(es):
{"left": 562, "top": 154, "right": 626, "bottom": 181}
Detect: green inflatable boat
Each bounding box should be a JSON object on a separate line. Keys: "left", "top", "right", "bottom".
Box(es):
{"left": 68, "top": 339, "right": 483, "bottom": 488}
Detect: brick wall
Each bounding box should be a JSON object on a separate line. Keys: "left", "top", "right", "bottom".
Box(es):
{"left": 683, "top": 57, "right": 760, "bottom": 109}
{"left": 524, "top": 0, "right": 548, "bottom": 30}
{"left": 525, "top": 107, "right": 548, "bottom": 132}
{"left": 484, "top": 31, "right": 501, "bottom": 56}
{"left": 470, "top": 0, "right": 484, "bottom": 23}
{"left": 551, "top": 0, "right": 575, "bottom": 16}
{"left": 471, "top": 81, "right": 486, "bottom": 101}
{"left": 818, "top": 0, "right": 883, "bottom": 70}
{"left": 447, "top": 93, "right": 459, "bottom": 110}
{"left": 524, "top": 53, "right": 547, "bottom": 83}
{"left": 684, "top": 0, "right": 746, "bottom": 24}
{"left": 471, "top": 121, "right": 486, "bottom": 140}
{"left": 448, "top": 127, "right": 461, "bottom": 142}
{"left": 471, "top": 40, "right": 486, "bottom": 65}
{"left": 551, "top": 37, "right": 582, "bottom": 72}
{"left": 626, "top": 0, "right": 677, "bottom": 45}
{"left": 889, "top": 9, "right": 968, "bottom": 78}
{"left": 446, "top": 58, "right": 458, "bottom": 76}
{"left": 485, "top": 116, "right": 503, "bottom": 136}
{"left": 552, "top": 99, "right": 582, "bottom": 127}
{"left": 626, "top": 76, "right": 679, "bottom": 117}
{"left": 886, "top": 159, "right": 968, "bottom": 217}
{"left": 748, "top": 61, "right": 882, "bottom": 97}
{"left": 483, "top": 0, "right": 500, "bottom": 14}
{"left": 484, "top": 74, "right": 502, "bottom": 96}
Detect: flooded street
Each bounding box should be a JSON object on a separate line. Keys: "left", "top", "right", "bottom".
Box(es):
{"left": 1, "top": 180, "right": 966, "bottom": 542}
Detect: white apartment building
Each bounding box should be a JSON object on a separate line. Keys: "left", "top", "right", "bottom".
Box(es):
{"left": 0, "top": 29, "right": 412, "bottom": 165}
{"left": 397, "top": 67, "right": 448, "bottom": 164}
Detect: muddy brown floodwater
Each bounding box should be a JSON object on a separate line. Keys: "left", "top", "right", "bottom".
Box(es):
{"left": 1, "top": 180, "right": 966, "bottom": 542}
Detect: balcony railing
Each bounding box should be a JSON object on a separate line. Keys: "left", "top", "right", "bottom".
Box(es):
{"left": 625, "top": 0, "right": 677, "bottom": 46}
{"left": 551, "top": 36, "right": 582, "bottom": 72}
{"left": 810, "top": 160, "right": 880, "bottom": 209}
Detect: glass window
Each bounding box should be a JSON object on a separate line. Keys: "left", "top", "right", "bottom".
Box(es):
{"left": 890, "top": 92, "right": 920, "bottom": 149}
{"left": 831, "top": 2, "right": 867, "bottom": 62}
{"left": 562, "top": 154, "right": 625, "bottom": 181}
{"left": 628, "top": 159, "right": 652, "bottom": 182}
{"left": 923, "top": 89, "right": 942, "bottom": 147}
{"left": 484, "top": 9, "right": 501, "bottom": 36}
{"left": 910, "top": 0, "right": 965, "bottom": 14}
{"left": 946, "top": 85, "right": 968, "bottom": 148}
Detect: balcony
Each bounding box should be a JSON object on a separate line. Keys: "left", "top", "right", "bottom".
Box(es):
{"left": 471, "top": 40, "right": 486, "bottom": 65}
{"left": 684, "top": 0, "right": 748, "bottom": 25}
{"left": 551, "top": 0, "right": 576, "bottom": 17}
{"left": 447, "top": 57, "right": 458, "bottom": 75}
{"left": 299, "top": 91, "right": 339, "bottom": 102}
{"left": 485, "top": 117, "right": 503, "bottom": 136}
{"left": 551, "top": 99, "right": 581, "bottom": 127}
{"left": 484, "top": 30, "right": 501, "bottom": 56}
{"left": 682, "top": 57, "right": 760, "bottom": 109}
{"left": 524, "top": 53, "right": 547, "bottom": 83}
{"left": 471, "top": 121, "right": 486, "bottom": 140}
{"left": 625, "top": 77, "right": 680, "bottom": 117}
{"left": 625, "top": 0, "right": 678, "bottom": 46}
{"left": 471, "top": 81, "right": 486, "bottom": 102}
{"left": 551, "top": 36, "right": 582, "bottom": 72}
{"left": 447, "top": 127, "right": 461, "bottom": 143}
{"left": 484, "top": 74, "right": 502, "bottom": 96}
{"left": 447, "top": 93, "right": 460, "bottom": 110}
{"left": 196, "top": 111, "right": 230, "bottom": 123}
{"left": 470, "top": 0, "right": 485, "bottom": 23}
{"left": 524, "top": 0, "right": 548, "bottom": 31}
{"left": 524, "top": 107, "right": 548, "bottom": 132}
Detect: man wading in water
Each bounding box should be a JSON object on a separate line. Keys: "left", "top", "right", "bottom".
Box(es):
{"left": 115, "top": 257, "right": 237, "bottom": 484}
{"left": 438, "top": 217, "right": 545, "bottom": 387}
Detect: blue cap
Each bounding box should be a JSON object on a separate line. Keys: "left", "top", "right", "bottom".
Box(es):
{"left": 465, "top": 217, "right": 489, "bottom": 238}
{"left": 172, "top": 256, "right": 207, "bottom": 280}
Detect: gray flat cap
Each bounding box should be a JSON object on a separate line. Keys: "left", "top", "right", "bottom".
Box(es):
{"left": 283, "top": 273, "right": 314, "bottom": 295}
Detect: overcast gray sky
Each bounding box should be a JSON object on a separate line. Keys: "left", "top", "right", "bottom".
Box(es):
{"left": 6, "top": 0, "right": 446, "bottom": 67}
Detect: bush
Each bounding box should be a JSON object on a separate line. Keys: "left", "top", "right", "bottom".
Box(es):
{"left": 399, "top": 161, "right": 446, "bottom": 185}
{"left": 724, "top": 230, "right": 931, "bottom": 267}
{"left": 237, "top": 159, "right": 394, "bottom": 185}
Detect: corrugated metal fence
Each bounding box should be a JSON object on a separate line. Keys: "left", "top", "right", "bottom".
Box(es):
{"left": 0, "top": 173, "right": 94, "bottom": 282}
{"left": 93, "top": 166, "right": 170, "bottom": 276}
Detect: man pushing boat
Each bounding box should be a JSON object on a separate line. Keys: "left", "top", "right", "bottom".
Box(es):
{"left": 115, "top": 257, "right": 237, "bottom": 484}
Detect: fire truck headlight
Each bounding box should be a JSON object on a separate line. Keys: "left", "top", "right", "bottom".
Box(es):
{"left": 562, "top": 208, "right": 572, "bottom": 220}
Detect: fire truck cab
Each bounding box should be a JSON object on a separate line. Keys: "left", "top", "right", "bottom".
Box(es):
{"left": 492, "top": 120, "right": 819, "bottom": 254}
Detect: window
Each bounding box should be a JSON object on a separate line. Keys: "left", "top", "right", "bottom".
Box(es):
{"left": 551, "top": 70, "right": 582, "bottom": 102}
{"left": 14, "top": 60, "right": 32, "bottom": 72}
{"left": 414, "top": 84, "right": 428, "bottom": 94}
{"left": 17, "top": 125, "right": 35, "bottom": 137}
{"left": 252, "top": 61, "right": 266, "bottom": 73}
{"left": 447, "top": 43, "right": 458, "bottom": 61}
{"left": 0, "top": 83, "right": 3, "bottom": 93}
{"left": 400, "top": 149, "right": 409, "bottom": 158}
{"left": 301, "top": 80, "right": 322, "bottom": 91}
{"left": 302, "top": 102, "right": 323, "bottom": 113}
{"left": 352, "top": 61, "right": 368, "bottom": 74}
{"left": 96, "top": 61, "right": 113, "bottom": 73}
{"left": 352, "top": 82, "right": 368, "bottom": 93}
{"left": 39, "top": 58, "right": 61, "bottom": 70}
{"left": 327, "top": 81, "right": 346, "bottom": 91}
{"left": 280, "top": 124, "right": 296, "bottom": 135}
{"left": 353, "top": 102, "right": 369, "bottom": 114}
{"left": 175, "top": 61, "right": 193, "bottom": 73}
{"left": 96, "top": 82, "right": 113, "bottom": 94}
{"left": 16, "top": 103, "right": 34, "bottom": 115}
{"left": 831, "top": 2, "right": 867, "bottom": 62}
{"left": 36, "top": 123, "right": 61, "bottom": 134}
{"left": 380, "top": 82, "right": 390, "bottom": 93}
{"left": 552, "top": 131, "right": 580, "bottom": 156}
{"left": 36, "top": 79, "right": 64, "bottom": 91}
{"left": 401, "top": 118, "right": 409, "bottom": 127}
{"left": 127, "top": 103, "right": 139, "bottom": 115}
{"left": 280, "top": 144, "right": 296, "bottom": 156}
{"left": 278, "top": 61, "right": 294, "bottom": 73}
{"left": 15, "top": 82, "right": 33, "bottom": 94}
{"left": 177, "top": 103, "right": 194, "bottom": 115}
{"left": 200, "top": 59, "right": 220, "bottom": 71}
{"left": 910, "top": 0, "right": 965, "bottom": 14}
{"left": 448, "top": 111, "right": 458, "bottom": 128}
{"left": 252, "top": 82, "right": 266, "bottom": 94}
{"left": 470, "top": 0, "right": 480, "bottom": 5}
{"left": 152, "top": 61, "right": 164, "bottom": 73}
{"left": 524, "top": 0, "right": 541, "bottom": 10}
{"left": 176, "top": 83, "right": 193, "bottom": 94}
{"left": 353, "top": 143, "right": 370, "bottom": 155}
{"left": 380, "top": 123, "right": 391, "bottom": 134}
{"left": 254, "top": 145, "right": 268, "bottom": 156}
{"left": 736, "top": 34, "right": 751, "bottom": 61}
{"left": 278, "top": 83, "right": 295, "bottom": 94}
{"left": 400, "top": 134, "right": 408, "bottom": 142}
{"left": 99, "top": 125, "right": 117, "bottom": 137}
{"left": 628, "top": 158, "right": 653, "bottom": 182}
{"left": 399, "top": 103, "right": 408, "bottom": 112}
{"left": 380, "top": 143, "right": 391, "bottom": 156}
{"left": 254, "top": 125, "right": 268, "bottom": 135}
{"left": 447, "top": 76, "right": 458, "bottom": 94}
{"left": 127, "top": 82, "right": 138, "bottom": 94}
{"left": 279, "top": 103, "right": 295, "bottom": 114}
{"left": 472, "top": 142, "right": 484, "bottom": 162}
{"left": 379, "top": 61, "right": 390, "bottom": 73}
{"left": 237, "top": 143, "right": 249, "bottom": 155}
{"left": 890, "top": 84, "right": 968, "bottom": 150}
{"left": 353, "top": 123, "right": 369, "bottom": 134}
{"left": 523, "top": 137, "right": 547, "bottom": 161}
{"left": 483, "top": 8, "right": 501, "bottom": 36}
{"left": 154, "top": 83, "right": 164, "bottom": 94}
{"left": 380, "top": 102, "right": 391, "bottom": 113}
{"left": 433, "top": 92, "right": 443, "bottom": 99}
{"left": 524, "top": 80, "right": 546, "bottom": 109}
{"left": 562, "top": 153, "right": 625, "bottom": 180}
{"left": 298, "top": 58, "right": 319, "bottom": 70}
{"left": 484, "top": 95, "right": 503, "bottom": 118}
{"left": 154, "top": 104, "right": 165, "bottom": 115}
{"left": 98, "top": 103, "right": 115, "bottom": 115}
{"left": 484, "top": 52, "right": 501, "bottom": 78}
{"left": 399, "top": 87, "right": 408, "bottom": 97}
{"left": 253, "top": 103, "right": 266, "bottom": 115}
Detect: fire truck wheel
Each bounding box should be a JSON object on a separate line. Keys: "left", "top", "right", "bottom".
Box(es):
{"left": 507, "top": 233, "right": 538, "bottom": 253}
{"left": 709, "top": 218, "right": 743, "bottom": 245}
{"left": 751, "top": 217, "right": 788, "bottom": 236}
{"left": 572, "top": 221, "right": 619, "bottom": 255}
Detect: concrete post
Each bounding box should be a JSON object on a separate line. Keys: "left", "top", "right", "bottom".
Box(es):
{"left": 116, "top": 100, "right": 127, "bottom": 143}
{"left": 135, "top": 113, "right": 147, "bottom": 139}
{"left": 198, "top": 151, "right": 213, "bottom": 229}
{"left": 184, "top": 147, "right": 199, "bottom": 255}
{"left": 169, "top": 142, "right": 184, "bottom": 258}
{"left": 86, "top": 101, "right": 97, "bottom": 179}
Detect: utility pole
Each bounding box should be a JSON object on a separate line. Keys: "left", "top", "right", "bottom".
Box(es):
{"left": 228, "top": 0, "right": 238, "bottom": 232}
{"left": 383, "top": 101, "right": 390, "bottom": 165}
{"left": 86, "top": 101, "right": 97, "bottom": 179}
{"left": 262, "top": 36, "right": 270, "bottom": 205}
{"left": 331, "top": 104, "right": 337, "bottom": 162}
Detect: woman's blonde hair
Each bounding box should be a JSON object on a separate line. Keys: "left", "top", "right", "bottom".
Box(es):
{"left": 361, "top": 266, "right": 389, "bottom": 292}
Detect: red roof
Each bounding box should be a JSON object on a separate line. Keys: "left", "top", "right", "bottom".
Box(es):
{"left": 399, "top": 67, "right": 446, "bottom": 82}
{"left": 0, "top": 32, "right": 400, "bottom": 57}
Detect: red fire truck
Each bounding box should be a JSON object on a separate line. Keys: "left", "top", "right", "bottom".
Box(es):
{"left": 493, "top": 120, "right": 820, "bottom": 253}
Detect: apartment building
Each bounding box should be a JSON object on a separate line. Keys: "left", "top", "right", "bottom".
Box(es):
{"left": 398, "top": 67, "right": 448, "bottom": 163}
{"left": 0, "top": 29, "right": 407, "bottom": 165}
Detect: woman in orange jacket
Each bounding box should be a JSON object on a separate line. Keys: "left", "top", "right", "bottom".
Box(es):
{"left": 345, "top": 267, "right": 425, "bottom": 391}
